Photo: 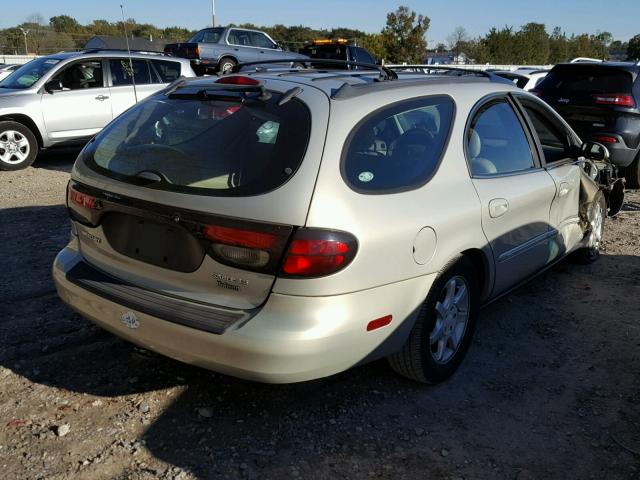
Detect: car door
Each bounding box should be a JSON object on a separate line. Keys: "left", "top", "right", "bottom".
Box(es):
{"left": 250, "top": 31, "right": 282, "bottom": 63}
{"left": 107, "top": 58, "right": 162, "bottom": 119}
{"left": 514, "top": 95, "right": 584, "bottom": 257}
{"left": 466, "top": 96, "right": 557, "bottom": 295}
{"left": 226, "top": 29, "right": 259, "bottom": 63}
{"left": 40, "top": 59, "right": 112, "bottom": 141}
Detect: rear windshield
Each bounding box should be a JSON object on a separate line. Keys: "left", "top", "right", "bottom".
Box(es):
{"left": 85, "top": 89, "right": 311, "bottom": 196}
{"left": 301, "top": 44, "right": 347, "bottom": 61}
{"left": 538, "top": 65, "right": 634, "bottom": 95}
{"left": 188, "top": 28, "right": 223, "bottom": 43}
{"left": 342, "top": 96, "right": 455, "bottom": 193}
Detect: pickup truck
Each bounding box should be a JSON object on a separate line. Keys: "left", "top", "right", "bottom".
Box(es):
{"left": 164, "top": 27, "right": 307, "bottom": 75}
{"left": 300, "top": 39, "right": 377, "bottom": 68}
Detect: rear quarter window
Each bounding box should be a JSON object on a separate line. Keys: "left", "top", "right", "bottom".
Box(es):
{"left": 341, "top": 96, "right": 455, "bottom": 194}
{"left": 538, "top": 66, "right": 634, "bottom": 95}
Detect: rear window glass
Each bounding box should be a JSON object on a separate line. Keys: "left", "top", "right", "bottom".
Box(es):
{"left": 189, "top": 28, "right": 223, "bottom": 43}
{"left": 85, "top": 89, "right": 311, "bottom": 196}
{"left": 538, "top": 66, "right": 633, "bottom": 95}
{"left": 151, "top": 59, "right": 181, "bottom": 83}
{"left": 342, "top": 96, "right": 454, "bottom": 193}
{"left": 302, "top": 44, "right": 347, "bottom": 61}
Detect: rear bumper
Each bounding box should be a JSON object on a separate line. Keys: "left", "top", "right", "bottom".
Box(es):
{"left": 596, "top": 137, "right": 638, "bottom": 168}
{"left": 53, "top": 242, "right": 435, "bottom": 383}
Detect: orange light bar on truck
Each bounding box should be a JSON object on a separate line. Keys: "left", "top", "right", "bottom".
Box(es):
{"left": 312, "top": 38, "right": 348, "bottom": 45}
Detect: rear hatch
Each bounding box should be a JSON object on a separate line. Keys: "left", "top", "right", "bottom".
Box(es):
{"left": 68, "top": 77, "right": 330, "bottom": 311}
{"left": 535, "top": 64, "right": 639, "bottom": 139}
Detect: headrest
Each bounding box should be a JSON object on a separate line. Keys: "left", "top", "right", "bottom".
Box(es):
{"left": 468, "top": 129, "right": 481, "bottom": 158}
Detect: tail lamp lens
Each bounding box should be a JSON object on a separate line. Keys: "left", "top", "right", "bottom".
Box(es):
{"left": 592, "top": 135, "right": 619, "bottom": 144}
{"left": 592, "top": 94, "right": 635, "bottom": 108}
{"left": 282, "top": 229, "right": 357, "bottom": 278}
{"left": 69, "top": 187, "right": 98, "bottom": 210}
{"left": 204, "top": 224, "right": 279, "bottom": 269}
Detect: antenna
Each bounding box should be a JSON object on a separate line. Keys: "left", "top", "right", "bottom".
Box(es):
{"left": 120, "top": 3, "right": 138, "bottom": 103}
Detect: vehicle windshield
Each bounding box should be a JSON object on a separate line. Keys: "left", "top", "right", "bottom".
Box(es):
{"left": 85, "top": 88, "right": 311, "bottom": 196}
{"left": 538, "top": 65, "right": 634, "bottom": 96}
{"left": 0, "top": 57, "right": 63, "bottom": 89}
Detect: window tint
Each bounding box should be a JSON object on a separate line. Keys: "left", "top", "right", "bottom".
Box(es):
{"left": 87, "top": 90, "right": 311, "bottom": 196}
{"left": 110, "top": 59, "right": 152, "bottom": 86}
{"left": 342, "top": 96, "right": 454, "bottom": 193}
{"left": 467, "top": 101, "right": 535, "bottom": 176}
{"left": 538, "top": 65, "right": 633, "bottom": 95}
{"left": 250, "top": 32, "right": 276, "bottom": 49}
{"left": 52, "top": 60, "right": 104, "bottom": 90}
{"left": 521, "top": 105, "right": 570, "bottom": 163}
{"left": 151, "top": 60, "right": 181, "bottom": 83}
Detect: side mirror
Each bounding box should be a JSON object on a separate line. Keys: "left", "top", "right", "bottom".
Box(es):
{"left": 581, "top": 141, "right": 610, "bottom": 162}
{"left": 44, "top": 79, "right": 63, "bottom": 94}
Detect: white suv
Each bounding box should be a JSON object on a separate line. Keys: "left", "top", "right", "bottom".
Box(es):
{"left": 0, "top": 50, "right": 195, "bottom": 170}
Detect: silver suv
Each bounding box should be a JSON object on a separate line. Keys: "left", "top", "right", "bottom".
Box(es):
{"left": 0, "top": 50, "right": 195, "bottom": 171}
{"left": 53, "top": 66, "right": 607, "bottom": 384}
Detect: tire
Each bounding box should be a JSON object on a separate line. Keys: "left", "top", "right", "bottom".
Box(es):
{"left": 0, "top": 121, "right": 38, "bottom": 171}
{"left": 217, "top": 57, "right": 236, "bottom": 74}
{"left": 388, "top": 256, "right": 480, "bottom": 384}
{"left": 571, "top": 191, "right": 606, "bottom": 264}
{"left": 292, "top": 62, "right": 305, "bottom": 69}
{"left": 624, "top": 154, "right": 640, "bottom": 189}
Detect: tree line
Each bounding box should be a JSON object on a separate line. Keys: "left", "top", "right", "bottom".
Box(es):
{"left": 1, "top": 8, "right": 639, "bottom": 64}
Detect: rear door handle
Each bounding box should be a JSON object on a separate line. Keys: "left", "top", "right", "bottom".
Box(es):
{"left": 489, "top": 198, "right": 509, "bottom": 218}
{"left": 95, "top": 95, "right": 109, "bottom": 101}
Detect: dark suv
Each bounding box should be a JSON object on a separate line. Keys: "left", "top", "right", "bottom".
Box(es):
{"left": 533, "top": 62, "right": 640, "bottom": 187}
{"left": 300, "top": 39, "right": 376, "bottom": 68}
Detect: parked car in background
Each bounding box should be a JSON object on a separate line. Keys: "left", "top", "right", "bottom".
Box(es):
{"left": 492, "top": 69, "right": 549, "bottom": 91}
{"left": 164, "top": 27, "right": 307, "bottom": 75}
{"left": 54, "top": 63, "right": 607, "bottom": 385}
{"left": 533, "top": 61, "right": 640, "bottom": 188}
{"left": 0, "top": 64, "right": 19, "bottom": 82}
{"left": 0, "top": 50, "right": 195, "bottom": 171}
{"left": 300, "top": 38, "right": 377, "bottom": 67}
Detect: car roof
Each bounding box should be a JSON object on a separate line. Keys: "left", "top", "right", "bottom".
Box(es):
{"left": 553, "top": 61, "right": 640, "bottom": 73}
{"left": 178, "top": 69, "right": 519, "bottom": 101}
{"left": 37, "top": 50, "right": 191, "bottom": 63}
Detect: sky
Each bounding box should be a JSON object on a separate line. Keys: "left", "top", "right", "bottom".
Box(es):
{"left": 2, "top": 0, "right": 640, "bottom": 45}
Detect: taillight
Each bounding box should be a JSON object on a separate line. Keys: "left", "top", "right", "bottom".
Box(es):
{"left": 592, "top": 135, "right": 619, "bottom": 144}
{"left": 281, "top": 229, "right": 357, "bottom": 278}
{"left": 203, "top": 224, "right": 285, "bottom": 270}
{"left": 216, "top": 76, "right": 261, "bottom": 86}
{"left": 592, "top": 93, "right": 635, "bottom": 108}
{"left": 529, "top": 89, "right": 543, "bottom": 97}
{"left": 69, "top": 186, "right": 98, "bottom": 210}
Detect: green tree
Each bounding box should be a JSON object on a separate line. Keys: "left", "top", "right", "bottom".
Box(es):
{"left": 483, "top": 26, "right": 517, "bottom": 63}
{"left": 381, "top": 6, "right": 430, "bottom": 63}
{"left": 548, "top": 27, "right": 569, "bottom": 63}
{"left": 627, "top": 34, "right": 640, "bottom": 60}
{"left": 49, "top": 15, "right": 82, "bottom": 33}
{"left": 360, "top": 33, "right": 387, "bottom": 62}
{"left": 515, "top": 23, "right": 549, "bottom": 64}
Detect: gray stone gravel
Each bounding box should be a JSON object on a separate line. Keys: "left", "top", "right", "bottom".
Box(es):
{"left": 0, "top": 151, "right": 639, "bottom": 479}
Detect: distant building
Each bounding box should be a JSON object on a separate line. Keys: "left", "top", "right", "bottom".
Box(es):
{"left": 425, "top": 51, "right": 470, "bottom": 65}
{"left": 84, "top": 36, "right": 165, "bottom": 52}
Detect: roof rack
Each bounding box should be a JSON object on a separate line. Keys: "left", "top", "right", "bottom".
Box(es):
{"left": 387, "top": 64, "right": 495, "bottom": 79}
{"left": 230, "top": 59, "right": 398, "bottom": 81}
{"left": 81, "top": 48, "right": 165, "bottom": 56}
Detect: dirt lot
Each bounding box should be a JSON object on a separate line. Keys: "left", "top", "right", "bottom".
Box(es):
{"left": 1, "top": 151, "right": 639, "bottom": 480}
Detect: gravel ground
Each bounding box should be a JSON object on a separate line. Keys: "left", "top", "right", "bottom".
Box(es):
{"left": 1, "top": 151, "right": 639, "bottom": 480}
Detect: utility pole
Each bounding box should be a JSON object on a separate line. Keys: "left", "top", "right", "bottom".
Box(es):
{"left": 19, "top": 28, "right": 29, "bottom": 55}
{"left": 212, "top": 0, "right": 216, "bottom": 27}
